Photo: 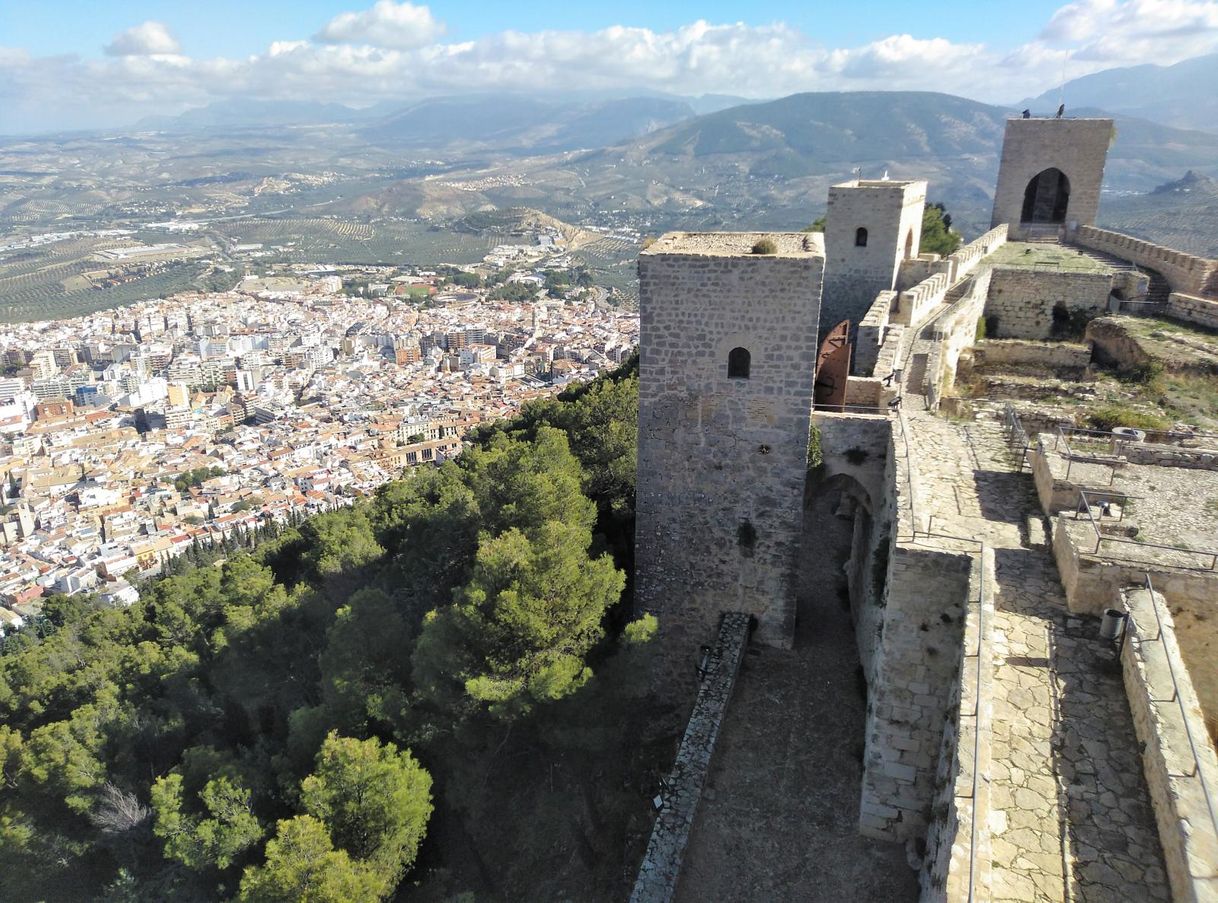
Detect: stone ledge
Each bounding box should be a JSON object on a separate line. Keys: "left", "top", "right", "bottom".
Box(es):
{"left": 1120, "top": 586, "right": 1218, "bottom": 902}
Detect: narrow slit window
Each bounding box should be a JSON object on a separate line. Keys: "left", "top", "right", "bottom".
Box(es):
{"left": 855, "top": 227, "right": 869, "bottom": 247}
{"left": 727, "top": 347, "right": 751, "bottom": 379}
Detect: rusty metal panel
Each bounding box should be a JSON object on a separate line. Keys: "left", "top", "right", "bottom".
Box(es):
{"left": 814, "top": 319, "right": 852, "bottom": 410}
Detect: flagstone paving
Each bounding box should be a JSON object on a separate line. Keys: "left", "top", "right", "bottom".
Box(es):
{"left": 904, "top": 410, "right": 1168, "bottom": 902}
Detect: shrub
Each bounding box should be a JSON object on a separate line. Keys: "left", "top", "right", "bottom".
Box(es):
{"left": 1083, "top": 405, "right": 1172, "bottom": 432}
{"left": 751, "top": 238, "right": 777, "bottom": 255}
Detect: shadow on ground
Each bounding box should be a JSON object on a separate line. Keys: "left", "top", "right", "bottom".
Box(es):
{"left": 674, "top": 485, "right": 917, "bottom": 903}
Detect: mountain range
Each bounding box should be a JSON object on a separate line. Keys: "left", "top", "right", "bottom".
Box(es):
{"left": 329, "top": 90, "right": 1218, "bottom": 237}
{"left": 1022, "top": 53, "right": 1218, "bottom": 134}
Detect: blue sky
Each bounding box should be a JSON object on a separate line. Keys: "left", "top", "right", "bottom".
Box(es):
{"left": 1, "top": 1, "right": 1069, "bottom": 59}
{"left": 2, "top": 0, "right": 1217, "bottom": 133}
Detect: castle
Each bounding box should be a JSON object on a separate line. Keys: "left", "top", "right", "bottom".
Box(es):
{"left": 631, "top": 117, "right": 1218, "bottom": 902}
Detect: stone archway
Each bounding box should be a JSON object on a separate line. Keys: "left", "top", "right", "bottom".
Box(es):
{"left": 1021, "top": 167, "right": 1071, "bottom": 224}
{"left": 802, "top": 472, "right": 876, "bottom": 639}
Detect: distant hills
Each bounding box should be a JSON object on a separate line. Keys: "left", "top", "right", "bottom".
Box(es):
{"left": 1022, "top": 54, "right": 1218, "bottom": 134}
{"left": 360, "top": 94, "right": 697, "bottom": 152}
{"left": 134, "top": 93, "right": 712, "bottom": 152}
{"left": 509, "top": 91, "right": 1218, "bottom": 235}
{"left": 1099, "top": 170, "right": 1218, "bottom": 257}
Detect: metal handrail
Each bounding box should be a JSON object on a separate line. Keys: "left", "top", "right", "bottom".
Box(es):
{"left": 1076, "top": 489, "right": 1218, "bottom": 571}
{"left": 1052, "top": 426, "right": 1122, "bottom": 485}
{"left": 1003, "top": 403, "right": 1031, "bottom": 471}
{"left": 1139, "top": 573, "right": 1218, "bottom": 838}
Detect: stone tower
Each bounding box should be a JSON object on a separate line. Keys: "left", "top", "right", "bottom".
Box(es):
{"left": 821, "top": 178, "right": 927, "bottom": 335}
{"left": 635, "top": 231, "right": 824, "bottom": 653}
{"left": 991, "top": 117, "right": 1114, "bottom": 239}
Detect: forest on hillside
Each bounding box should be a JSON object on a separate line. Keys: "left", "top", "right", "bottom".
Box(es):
{"left": 0, "top": 357, "right": 662, "bottom": 901}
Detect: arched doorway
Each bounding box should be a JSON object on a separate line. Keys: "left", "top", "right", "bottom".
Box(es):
{"left": 903, "top": 229, "right": 914, "bottom": 260}
{"left": 1021, "top": 167, "right": 1071, "bottom": 224}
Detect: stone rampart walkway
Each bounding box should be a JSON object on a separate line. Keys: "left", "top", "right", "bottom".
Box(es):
{"left": 904, "top": 410, "right": 1168, "bottom": 902}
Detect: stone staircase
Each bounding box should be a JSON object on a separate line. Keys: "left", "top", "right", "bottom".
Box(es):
{"left": 1144, "top": 270, "right": 1172, "bottom": 305}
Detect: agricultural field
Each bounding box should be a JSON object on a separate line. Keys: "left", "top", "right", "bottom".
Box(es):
{"left": 571, "top": 235, "right": 642, "bottom": 303}
{"left": 210, "top": 216, "right": 506, "bottom": 265}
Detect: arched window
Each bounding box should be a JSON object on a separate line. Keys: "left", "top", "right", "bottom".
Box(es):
{"left": 855, "top": 227, "right": 868, "bottom": 247}
{"left": 904, "top": 230, "right": 914, "bottom": 259}
{"left": 727, "top": 346, "right": 751, "bottom": 379}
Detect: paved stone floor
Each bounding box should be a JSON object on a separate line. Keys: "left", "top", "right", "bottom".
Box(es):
{"left": 674, "top": 488, "right": 917, "bottom": 903}
{"left": 905, "top": 410, "right": 1169, "bottom": 903}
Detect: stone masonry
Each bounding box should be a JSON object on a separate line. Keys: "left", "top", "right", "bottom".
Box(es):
{"left": 984, "top": 268, "right": 1114, "bottom": 340}
{"left": 630, "top": 612, "right": 753, "bottom": 903}
{"left": 991, "top": 118, "right": 1114, "bottom": 238}
{"left": 822, "top": 178, "right": 927, "bottom": 337}
{"left": 635, "top": 232, "right": 823, "bottom": 653}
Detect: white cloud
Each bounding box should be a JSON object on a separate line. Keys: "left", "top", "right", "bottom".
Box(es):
{"left": 103, "top": 20, "right": 182, "bottom": 57}
{"left": 1038, "top": 0, "right": 1218, "bottom": 63}
{"left": 5, "top": 1, "right": 1218, "bottom": 133}
{"left": 316, "top": 1, "right": 444, "bottom": 49}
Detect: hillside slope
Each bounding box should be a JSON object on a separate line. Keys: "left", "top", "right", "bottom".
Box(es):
{"left": 1022, "top": 54, "right": 1218, "bottom": 134}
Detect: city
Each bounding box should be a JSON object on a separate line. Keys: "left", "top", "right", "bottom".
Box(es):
{"left": 0, "top": 234, "right": 637, "bottom": 635}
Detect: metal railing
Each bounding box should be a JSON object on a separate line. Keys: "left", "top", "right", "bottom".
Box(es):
{"left": 1076, "top": 489, "right": 1218, "bottom": 572}
{"left": 1051, "top": 425, "right": 1123, "bottom": 485}
{"left": 1002, "top": 403, "right": 1030, "bottom": 471}
{"left": 1138, "top": 573, "right": 1218, "bottom": 839}
{"left": 810, "top": 402, "right": 893, "bottom": 417}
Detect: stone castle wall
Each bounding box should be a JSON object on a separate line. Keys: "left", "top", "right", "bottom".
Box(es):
{"left": 635, "top": 233, "right": 823, "bottom": 653}
{"left": 973, "top": 339, "right": 1091, "bottom": 370}
{"left": 629, "top": 612, "right": 753, "bottom": 903}
{"left": 924, "top": 268, "right": 992, "bottom": 406}
{"left": 948, "top": 224, "right": 1009, "bottom": 281}
{"left": 855, "top": 290, "right": 897, "bottom": 377}
{"left": 1166, "top": 292, "right": 1218, "bottom": 329}
{"left": 984, "top": 267, "right": 1113, "bottom": 339}
{"left": 1075, "top": 227, "right": 1218, "bottom": 298}
{"left": 822, "top": 180, "right": 927, "bottom": 335}
{"left": 991, "top": 118, "right": 1113, "bottom": 237}
{"left": 920, "top": 547, "right": 995, "bottom": 903}
{"left": 1119, "top": 586, "right": 1218, "bottom": 903}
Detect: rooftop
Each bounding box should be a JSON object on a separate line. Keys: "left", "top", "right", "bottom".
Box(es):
{"left": 641, "top": 231, "right": 824, "bottom": 258}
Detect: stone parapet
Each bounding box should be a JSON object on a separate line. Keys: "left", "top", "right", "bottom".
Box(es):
{"left": 1075, "top": 226, "right": 1218, "bottom": 298}
{"left": 1120, "top": 586, "right": 1218, "bottom": 903}
{"left": 921, "top": 546, "right": 995, "bottom": 903}
{"left": 1125, "top": 441, "right": 1218, "bottom": 471}
{"left": 855, "top": 290, "right": 897, "bottom": 377}
{"left": 948, "top": 224, "right": 1009, "bottom": 281}
{"left": 894, "top": 272, "right": 950, "bottom": 329}
{"left": 1052, "top": 515, "right": 1218, "bottom": 615}
{"left": 630, "top": 612, "right": 753, "bottom": 903}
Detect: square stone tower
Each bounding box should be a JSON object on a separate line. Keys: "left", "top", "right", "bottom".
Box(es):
{"left": 635, "top": 232, "right": 824, "bottom": 653}
{"left": 821, "top": 179, "right": 927, "bottom": 335}
{"left": 991, "top": 117, "right": 1114, "bottom": 239}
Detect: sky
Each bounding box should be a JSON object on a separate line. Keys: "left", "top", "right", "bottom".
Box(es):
{"left": 1, "top": 0, "right": 1217, "bottom": 133}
